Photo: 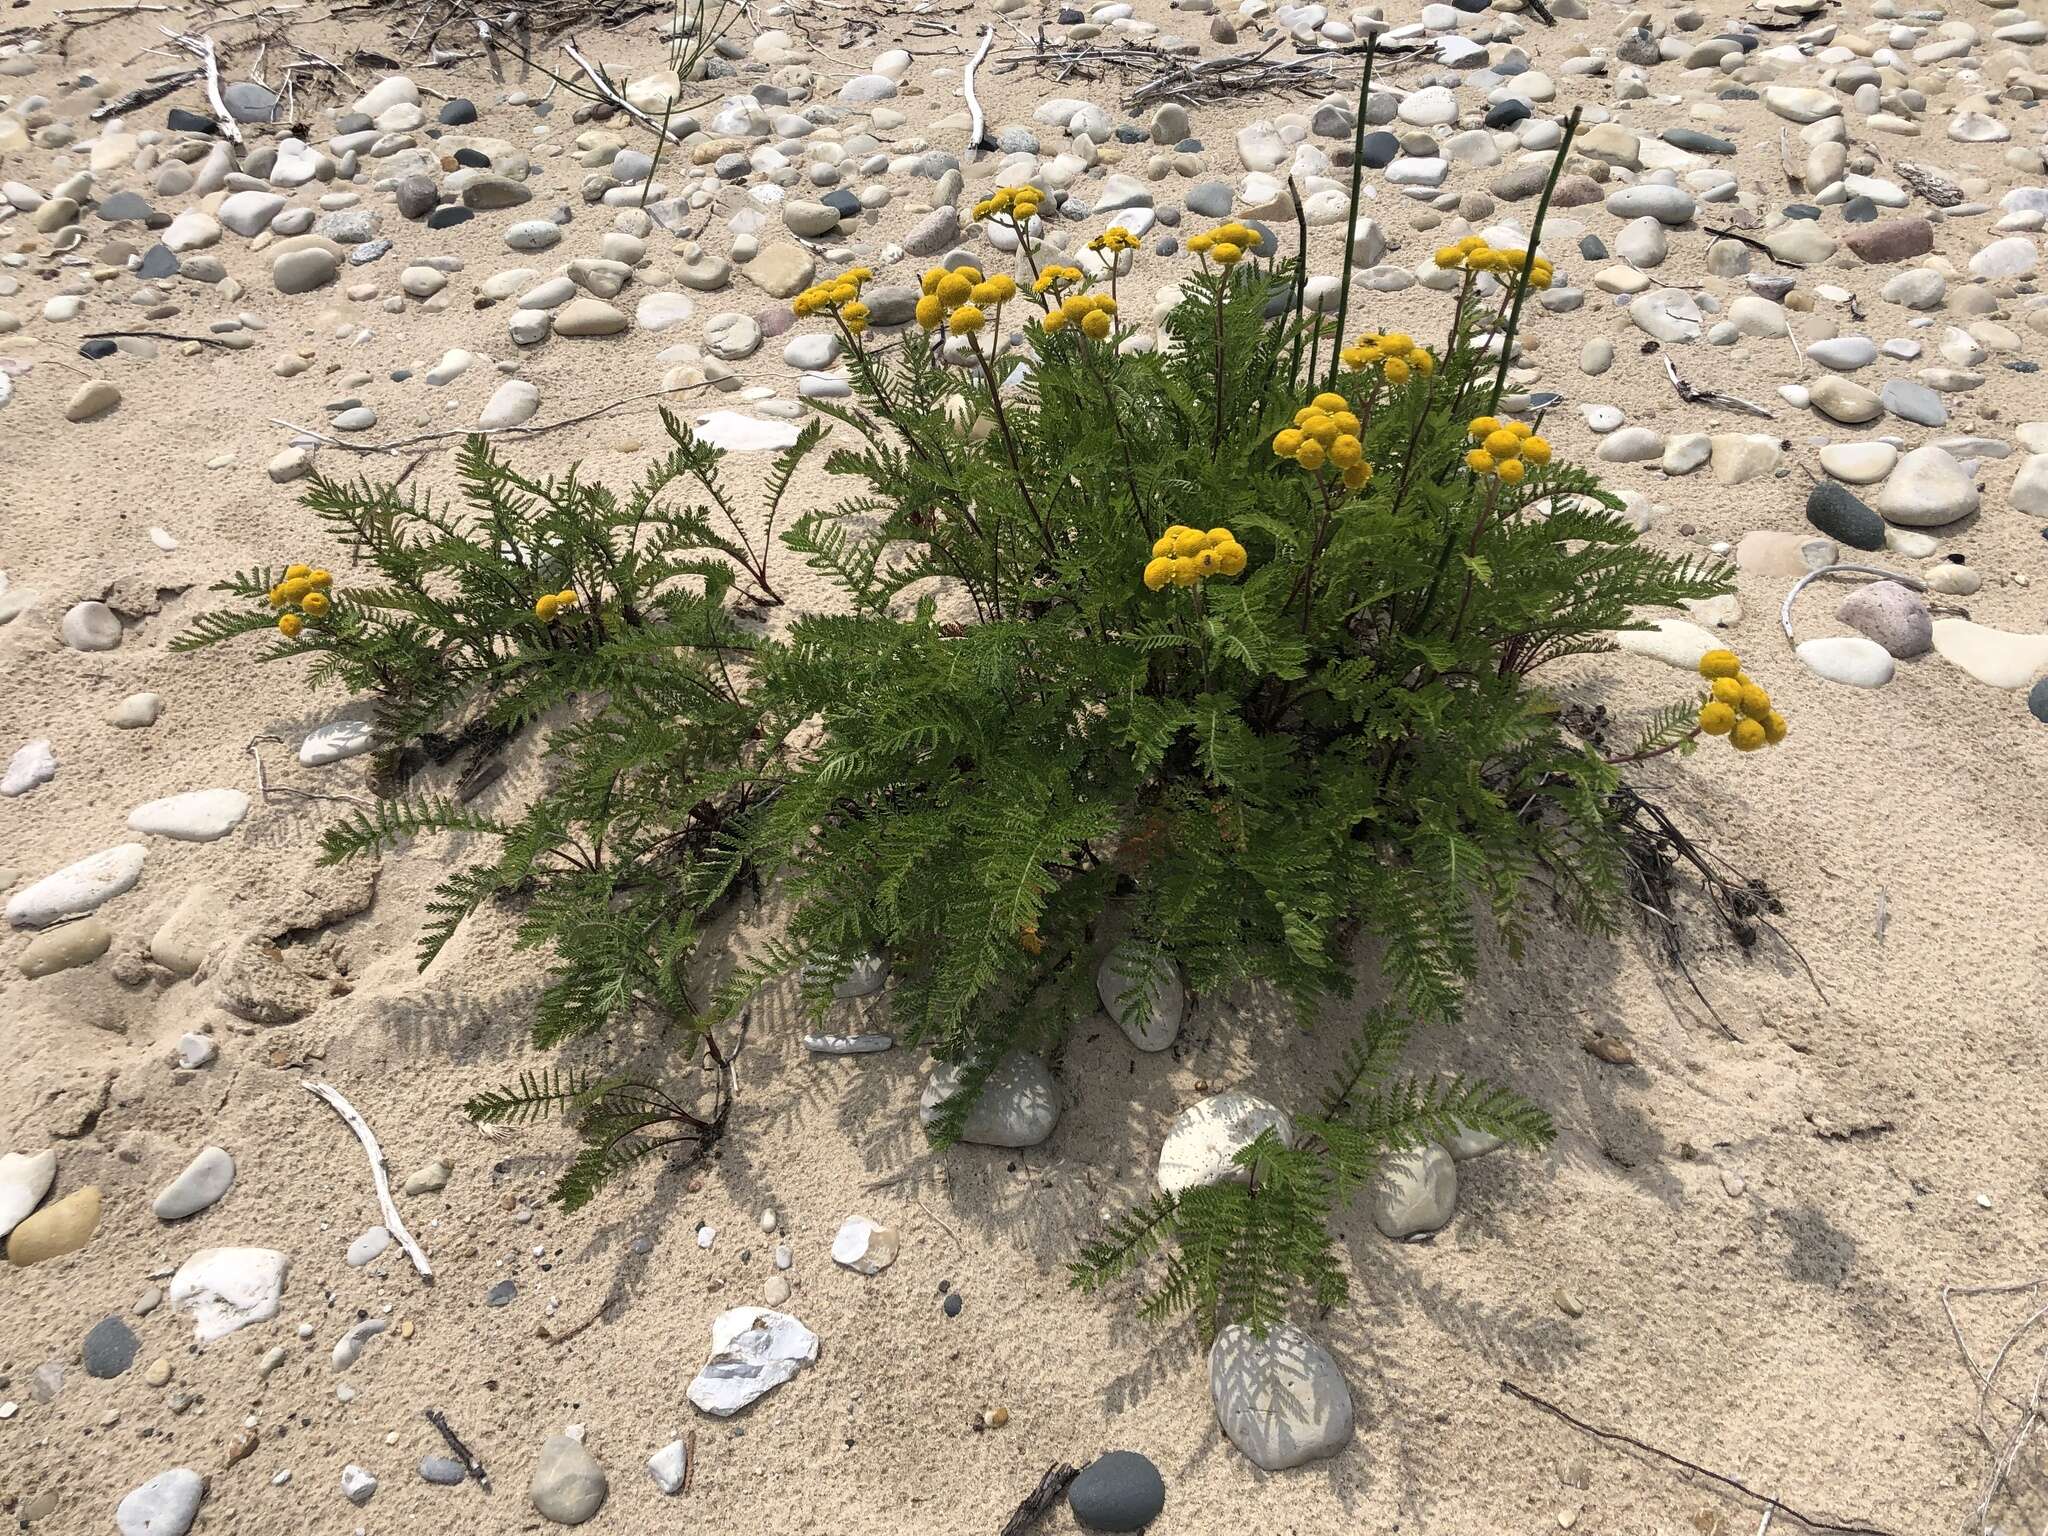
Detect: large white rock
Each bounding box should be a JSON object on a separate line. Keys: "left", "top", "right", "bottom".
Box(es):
{"left": 686, "top": 1307, "right": 819, "bottom": 1416}
{"left": 690, "top": 410, "right": 802, "bottom": 453}
{"left": 0, "top": 1149, "right": 56, "bottom": 1239}
{"left": 1158, "top": 1092, "right": 1294, "bottom": 1195}
{"left": 299, "top": 719, "right": 375, "bottom": 766}
{"left": 1371, "top": 1143, "right": 1457, "bottom": 1238}
{"left": 169, "top": 1247, "right": 290, "bottom": 1342}
{"left": 127, "top": 789, "right": 250, "bottom": 843}
{"left": 5, "top": 843, "right": 146, "bottom": 929}
{"left": 1210, "top": 1324, "right": 1356, "bottom": 1470}
{"left": 919, "top": 1053, "right": 1060, "bottom": 1147}
{"left": 1096, "top": 942, "right": 1183, "bottom": 1052}
{"left": 116, "top": 1468, "right": 204, "bottom": 1536}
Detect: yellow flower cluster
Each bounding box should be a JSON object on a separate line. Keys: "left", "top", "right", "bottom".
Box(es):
{"left": 1272, "top": 393, "right": 1375, "bottom": 490}
{"left": 1041, "top": 290, "right": 1118, "bottom": 339}
{"left": 1188, "top": 221, "right": 1266, "bottom": 266}
{"left": 1463, "top": 416, "right": 1550, "bottom": 485}
{"left": 792, "top": 266, "right": 876, "bottom": 333}
{"left": 916, "top": 264, "right": 1019, "bottom": 335}
{"left": 534, "top": 588, "right": 581, "bottom": 622}
{"left": 972, "top": 185, "right": 1044, "bottom": 225}
{"left": 1033, "top": 263, "right": 1084, "bottom": 296}
{"left": 1338, "top": 330, "right": 1435, "bottom": 385}
{"left": 1433, "top": 235, "right": 1554, "bottom": 289}
{"left": 267, "top": 562, "right": 333, "bottom": 637}
{"left": 1144, "top": 525, "right": 1248, "bottom": 589}
{"left": 1696, "top": 650, "right": 1787, "bottom": 753}
{"left": 1087, "top": 226, "right": 1140, "bottom": 256}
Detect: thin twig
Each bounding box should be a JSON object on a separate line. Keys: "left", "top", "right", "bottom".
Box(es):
{"left": 1499, "top": 1381, "right": 1902, "bottom": 1536}
{"left": 997, "top": 1463, "right": 1079, "bottom": 1536}
{"left": 424, "top": 1407, "right": 490, "bottom": 1490}
{"left": 82, "top": 329, "right": 235, "bottom": 348}
{"left": 1778, "top": 564, "right": 1926, "bottom": 644}
{"left": 303, "top": 1080, "right": 435, "bottom": 1282}
{"left": 89, "top": 68, "right": 202, "bottom": 118}
{"left": 271, "top": 381, "right": 716, "bottom": 456}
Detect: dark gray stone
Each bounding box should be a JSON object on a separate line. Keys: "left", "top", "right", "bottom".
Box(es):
{"left": 396, "top": 175, "right": 439, "bottom": 219}
{"left": 139, "top": 243, "right": 180, "bottom": 279}
{"left": 83, "top": 1316, "right": 139, "bottom": 1378}
{"left": 222, "top": 81, "right": 279, "bottom": 123}
{"left": 420, "top": 1456, "right": 467, "bottom": 1485}
{"left": 1805, "top": 482, "right": 1886, "bottom": 551}
{"left": 439, "top": 98, "right": 477, "bottom": 125}
{"left": 1186, "top": 181, "right": 1232, "bottom": 217}
{"left": 487, "top": 1280, "right": 517, "bottom": 1306}
{"left": 1359, "top": 130, "right": 1399, "bottom": 168}
{"left": 2027, "top": 675, "right": 2048, "bottom": 725}
{"left": 1663, "top": 128, "right": 1735, "bottom": 154}
{"left": 1069, "top": 1452, "right": 1165, "bottom": 1533}
{"left": 96, "top": 191, "right": 153, "bottom": 222}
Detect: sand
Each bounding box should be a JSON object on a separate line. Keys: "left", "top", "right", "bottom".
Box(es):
{"left": 2, "top": 0, "right": 2046, "bottom": 1528}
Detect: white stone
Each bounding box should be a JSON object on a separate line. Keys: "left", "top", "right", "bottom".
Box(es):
{"left": 647, "top": 1440, "right": 689, "bottom": 1495}
{"left": 1371, "top": 1143, "right": 1456, "bottom": 1238}
{"left": 0, "top": 1149, "right": 56, "bottom": 1239}
{"left": 341, "top": 1465, "right": 378, "bottom": 1506}
{"left": 686, "top": 1308, "right": 819, "bottom": 1416}
{"left": 830, "top": 1215, "right": 899, "bottom": 1275}
{"left": 1931, "top": 620, "right": 2048, "bottom": 689}
{"left": 169, "top": 1247, "right": 290, "bottom": 1343}
{"left": 690, "top": 411, "right": 801, "bottom": 453}
{"left": 479, "top": 380, "right": 540, "bottom": 430}
{"left": 127, "top": 789, "right": 250, "bottom": 843}
{"left": 1875, "top": 445, "right": 1978, "bottom": 527}
{"left": 1157, "top": 1092, "right": 1294, "bottom": 1195}
{"left": 1795, "top": 635, "right": 1895, "bottom": 688}
{"left": 1613, "top": 618, "right": 1720, "bottom": 671}
{"left": 2, "top": 738, "right": 56, "bottom": 797}
{"left": 1819, "top": 442, "right": 1897, "bottom": 484}
{"left": 919, "top": 1053, "right": 1060, "bottom": 1147}
{"left": 345, "top": 1226, "right": 390, "bottom": 1266}
{"left": 299, "top": 719, "right": 375, "bottom": 766}
{"left": 116, "top": 1469, "right": 204, "bottom": 1536}
{"left": 636, "top": 292, "right": 696, "bottom": 332}
{"left": 1968, "top": 237, "right": 2038, "bottom": 280}
{"left": 6, "top": 843, "right": 146, "bottom": 929}
{"left": 153, "top": 1147, "right": 235, "bottom": 1220}
{"left": 1095, "top": 942, "right": 1182, "bottom": 1051}
{"left": 2010, "top": 454, "right": 2048, "bottom": 515}
{"left": 1209, "top": 1324, "right": 1355, "bottom": 1470}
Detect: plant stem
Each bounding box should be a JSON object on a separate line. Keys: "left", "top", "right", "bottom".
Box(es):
{"left": 1604, "top": 726, "right": 1702, "bottom": 767}
{"left": 1485, "top": 105, "right": 1581, "bottom": 412}
{"left": 1325, "top": 32, "right": 1378, "bottom": 391}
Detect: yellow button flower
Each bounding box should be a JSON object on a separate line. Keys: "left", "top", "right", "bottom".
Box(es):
{"left": 1522, "top": 436, "right": 1551, "bottom": 465}
{"left": 1466, "top": 449, "right": 1495, "bottom": 475}
{"left": 1214, "top": 541, "right": 1248, "bottom": 576}
{"left": 1497, "top": 459, "right": 1525, "bottom": 485}
{"left": 1341, "top": 463, "right": 1372, "bottom": 491}
{"left": 277, "top": 612, "right": 303, "bottom": 638}
{"left": 301, "top": 591, "right": 330, "bottom": 618}
{"left": 1296, "top": 440, "right": 1326, "bottom": 471}
{"left": 1698, "top": 701, "right": 1736, "bottom": 736}
{"left": 284, "top": 563, "right": 311, "bottom": 580}
{"left": 915, "top": 294, "right": 944, "bottom": 329}
{"left": 1764, "top": 710, "right": 1789, "bottom": 744}
{"left": 949, "top": 304, "right": 986, "bottom": 335}
{"left": 1081, "top": 309, "right": 1111, "bottom": 339}
{"left": 1273, "top": 428, "right": 1303, "bottom": 458}
{"left": 1484, "top": 429, "right": 1523, "bottom": 459}
{"left": 535, "top": 594, "right": 561, "bottom": 621}
{"left": 1698, "top": 649, "right": 1741, "bottom": 680}
{"left": 1330, "top": 434, "right": 1363, "bottom": 468}
{"left": 1143, "top": 556, "right": 1172, "bottom": 591}
{"left": 1383, "top": 357, "right": 1410, "bottom": 384}
{"left": 1730, "top": 718, "right": 1766, "bottom": 752}
{"left": 936, "top": 272, "right": 973, "bottom": 306}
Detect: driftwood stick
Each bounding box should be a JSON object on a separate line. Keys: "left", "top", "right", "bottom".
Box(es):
{"left": 270, "top": 379, "right": 715, "bottom": 455}
{"left": 997, "top": 1462, "right": 1078, "bottom": 1536}
{"left": 303, "top": 1080, "right": 435, "bottom": 1282}
{"left": 158, "top": 27, "right": 243, "bottom": 144}
{"left": 1498, "top": 1381, "right": 1901, "bottom": 1536}
{"left": 561, "top": 38, "right": 688, "bottom": 144}
{"left": 962, "top": 24, "right": 994, "bottom": 152}
{"left": 424, "top": 1407, "right": 491, "bottom": 1490}
{"left": 89, "top": 69, "right": 202, "bottom": 118}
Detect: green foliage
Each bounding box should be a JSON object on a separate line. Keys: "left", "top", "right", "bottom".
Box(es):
{"left": 182, "top": 112, "right": 1739, "bottom": 1338}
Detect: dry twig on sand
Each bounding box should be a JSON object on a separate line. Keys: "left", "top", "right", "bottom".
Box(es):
{"left": 1941, "top": 1277, "right": 2048, "bottom": 1532}
{"left": 1500, "top": 1381, "right": 1901, "bottom": 1536}
{"left": 271, "top": 380, "right": 715, "bottom": 456}
{"left": 997, "top": 1463, "right": 1080, "bottom": 1536}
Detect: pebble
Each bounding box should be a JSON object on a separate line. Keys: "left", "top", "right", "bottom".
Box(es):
{"left": 128, "top": 789, "right": 251, "bottom": 843}
{"left": 342, "top": 1465, "right": 378, "bottom": 1506}
{"left": 1932, "top": 620, "right": 2048, "bottom": 689}
{"left": 831, "top": 1216, "right": 900, "bottom": 1275}
{"left": 403, "top": 1159, "right": 452, "bottom": 1195}
{"left": 1875, "top": 446, "right": 1978, "bottom": 527}
{"left": 1095, "top": 942, "right": 1182, "bottom": 1051}
{"left": 152, "top": 1147, "right": 236, "bottom": 1220}
{"left": 0, "top": 1150, "right": 57, "bottom": 1239}
{"left": 1805, "top": 483, "right": 1887, "bottom": 551}
{"left": 3, "top": 739, "right": 57, "bottom": 797}
{"left": 168, "top": 1246, "right": 289, "bottom": 1341}
{"left": 346, "top": 1226, "right": 390, "bottom": 1266}
{"left": 7, "top": 1184, "right": 98, "bottom": 1264}
{"left": 61, "top": 599, "right": 122, "bottom": 650}
{"left": 83, "top": 1315, "right": 140, "bottom": 1377}
{"left": 479, "top": 380, "right": 539, "bottom": 430}
{"left": 1209, "top": 1324, "right": 1355, "bottom": 1469}
{"left": 1796, "top": 635, "right": 1896, "bottom": 688}
{"left": 1068, "top": 1451, "right": 1166, "bottom": 1532}
{"left": 530, "top": 1434, "right": 608, "bottom": 1524}
{"left": 1372, "top": 1144, "right": 1457, "bottom": 1238}
{"left": 918, "top": 1053, "right": 1060, "bottom": 1147}
{"left": 115, "top": 1469, "right": 204, "bottom": 1536}
{"left": 1817, "top": 443, "right": 1896, "bottom": 486}
{"left": 1837, "top": 581, "right": 1933, "bottom": 658}
{"left": 6, "top": 843, "right": 146, "bottom": 929}
{"left": 299, "top": 719, "right": 375, "bottom": 766}
{"left": 647, "top": 1440, "right": 689, "bottom": 1495}
{"left": 1157, "top": 1092, "right": 1293, "bottom": 1194}
{"left": 419, "top": 1456, "right": 467, "bottom": 1485}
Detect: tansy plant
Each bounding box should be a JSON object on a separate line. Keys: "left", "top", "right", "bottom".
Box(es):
{"left": 179, "top": 82, "right": 1759, "bottom": 1326}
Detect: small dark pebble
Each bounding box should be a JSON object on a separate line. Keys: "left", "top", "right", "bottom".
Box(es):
{"left": 2008, "top": 360, "right": 2039, "bottom": 374}
{"left": 1484, "top": 99, "right": 1530, "bottom": 129}
{"left": 1783, "top": 203, "right": 1821, "bottom": 220}
{"left": 166, "top": 107, "right": 216, "bottom": 135}
{"left": 426, "top": 206, "right": 473, "bottom": 229}
{"left": 1805, "top": 482, "right": 1886, "bottom": 551}
{"left": 419, "top": 1456, "right": 466, "bottom": 1485}
{"left": 389, "top": 368, "right": 412, "bottom": 382}
{"left": 2027, "top": 675, "right": 2048, "bottom": 725}
{"left": 1579, "top": 234, "right": 1607, "bottom": 259}
{"left": 452, "top": 147, "right": 490, "bottom": 169}
{"left": 438, "top": 97, "right": 477, "bottom": 125}
{"left": 1154, "top": 237, "right": 1178, "bottom": 256}
{"left": 79, "top": 338, "right": 118, "bottom": 360}
{"left": 83, "top": 1316, "right": 139, "bottom": 1378}
{"left": 1843, "top": 197, "right": 1877, "bottom": 223}
{"left": 1174, "top": 137, "right": 1203, "bottom": 154}
{"left": 1358, "top": 131, "right": 1399, "bottom": 169}
{"left": 943, "top": 1293, "right": 963, "bottom": 1317}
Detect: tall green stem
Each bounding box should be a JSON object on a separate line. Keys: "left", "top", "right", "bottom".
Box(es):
{"left": 1485, "top": 105, "right": 1581, "bottom": 411}
{"left": 1326, "top": 33, "right": 1379, "bottom": 390}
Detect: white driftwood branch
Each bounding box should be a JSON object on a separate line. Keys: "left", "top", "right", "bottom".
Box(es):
{"left": 963, "top": 25, "right": 994, "bottom": 153}
{"left": 561, "top": 38, "right": 688, "bottom": 144}
{"left": 304, "top": 1080, "right": 434, "bottom": 1282}
{"left": 159, "top": 27, "right": 243, "bottom": 144}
